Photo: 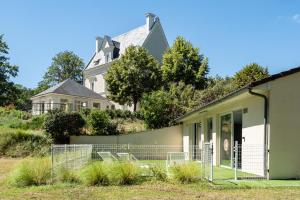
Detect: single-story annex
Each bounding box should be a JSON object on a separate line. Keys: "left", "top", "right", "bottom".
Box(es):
{"left": 31, "top": 79, "right": 112, "bottom": 115}
{"left": 177, "top": 66, "right": 300, "bottom": 179}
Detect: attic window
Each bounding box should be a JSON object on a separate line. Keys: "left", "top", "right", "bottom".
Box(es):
{"left": 94, "top": 59, "right": 100, "bottom": 65}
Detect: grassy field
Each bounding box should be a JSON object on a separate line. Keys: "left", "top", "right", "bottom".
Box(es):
{"left": 1, "top": 158, "right": 300, "bottom": 200}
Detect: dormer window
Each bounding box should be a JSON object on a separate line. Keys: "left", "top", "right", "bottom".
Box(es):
{"left": 94, "top": 59, "right": 100, "bottom": 65}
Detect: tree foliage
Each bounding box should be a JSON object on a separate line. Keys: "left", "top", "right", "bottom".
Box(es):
{"left": 141, "top": 82, "right": 197, "bottom": 129}
{"left": 193, "top": 76, "right": 235, "bottom": 108}
{"left": 0, "top": 34, "right": 19, "bottom": 107}
{"left": 44, "top": 110, "right": 85, "bottom": 143}
{"left": 233, "top": 63, "right": 269, "bottom": 89}
{"left": 87, "top": 110, "right": 112, "bottom": 135}
{"left": 161, "top": 36, "right": 209, "bottom": 89}
{"left": 38, "top": 51, "right": 85, "bottom": 89}
{"left": 105, "top": 46, "right": 162, "bottom": 111}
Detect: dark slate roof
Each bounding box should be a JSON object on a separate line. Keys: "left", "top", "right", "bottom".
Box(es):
{"left": 32, "top": 79, "right": 108, "bottom": 100}
{"left": 176, "top": 65, "right": 300, "bottom": 122}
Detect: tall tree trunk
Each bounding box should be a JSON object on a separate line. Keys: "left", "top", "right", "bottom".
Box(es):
{"left": 133, "top": 99, "right": 137, "bottom": 112}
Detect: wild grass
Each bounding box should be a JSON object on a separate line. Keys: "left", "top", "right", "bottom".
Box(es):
{"left": 80, "top": 161, "right": 110, "bottom": 186}
{"left": 171, "top": 162, "right": 201, "bottom": 183}
{"left": 55, "top": 166, "right": 80, "bottom": 184}
{"left": 150, "top": 165, "right": 167, "bottom": 181}
{"left": 110, "top": 161, "right": 142, "bottom": 185}
{"left": 0, "top": 127, "right": 51, "bottom": 157}
{"left": 9, "top": 157, "right": 51, "bottom": 187}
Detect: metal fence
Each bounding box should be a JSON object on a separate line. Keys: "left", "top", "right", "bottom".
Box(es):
{"left": 51, "top": 143, "right": 266, "bottom": 181}
{"left": 234, "top": 142, "right": 266, "bottom": 180}
{"left": 51, "top": 144, "right": 93, "bottom": 174}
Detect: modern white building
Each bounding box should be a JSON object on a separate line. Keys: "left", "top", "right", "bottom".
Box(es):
{"left": 82, "top": 13, "right": 169, "bottom": 111}
{"left": 177, "top": 66, "right": 300, "bottom": 179}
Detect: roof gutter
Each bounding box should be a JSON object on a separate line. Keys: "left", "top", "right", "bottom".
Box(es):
{"left": 248, "top": 88, "right": 269, "bottom": 179}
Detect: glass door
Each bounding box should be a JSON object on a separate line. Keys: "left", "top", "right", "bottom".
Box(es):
{"left": 220, "top": 113, "right": 232, "bottom": 167}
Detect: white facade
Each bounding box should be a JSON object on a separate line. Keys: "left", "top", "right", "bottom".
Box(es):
{"left": 83, "top": 13, "right": 169, "bottom": 111}
{"left": 31, "top": 93, "right": 111, "bottom": 115}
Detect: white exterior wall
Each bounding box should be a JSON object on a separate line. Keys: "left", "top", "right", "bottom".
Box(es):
{"left": 181, "top": 94, "right": 265, "bottom": 176}
{"left": 31, "top": 93, "right": 111, "bottom": 115}
{"left": 268, "top": 72, "right": 300, "bottom": 179}
{"left": 71, "top": 125, "right": 182, "bottom": 145}
{"left": 142, "top": 20, "right": 169, "bottom": 63}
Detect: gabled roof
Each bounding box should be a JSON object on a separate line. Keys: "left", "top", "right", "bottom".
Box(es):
{"left": 176, "top": 66, "right": 300, "bottom": 122}
{"left": 112, "top": 24, "right": 149, "bottom": 55}
{"left": 32, "top": 79, "right": 108, "bottom": 100}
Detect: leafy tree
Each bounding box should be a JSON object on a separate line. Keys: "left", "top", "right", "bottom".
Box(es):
{"left": 0, "top": 34, "right": 19, "bottom": 106}
{"left": 14, "top": 84, "right": 34, "bottom": 111}
{"left": 233, "top": 63, "right": 269, "bottom": 89}
{"left": 193, "top": 76, "right": 235, "bottom": 108}
{"left": 141, "top": 82, "right": 197, "bottom": 129}
{"left": 38, "top": 51, "right": 85, "bottom": 89}
{"left": 105, "top": 46, "right": 162, "bottom": 111}
{"left": 161, "top": 36, "right": 209, "bottom": 89}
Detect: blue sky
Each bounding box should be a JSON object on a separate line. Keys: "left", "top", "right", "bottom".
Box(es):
{"left": 1, "top": 0, "right": 300, "bottom": 88}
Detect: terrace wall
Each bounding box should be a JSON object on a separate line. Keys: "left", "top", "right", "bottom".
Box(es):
{"left": 70, "top": 125, "right": 182, "bottom": 145}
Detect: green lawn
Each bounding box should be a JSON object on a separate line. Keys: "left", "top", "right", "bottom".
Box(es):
{"left": 1, "top": 158, "right": 300, "bottom": 200}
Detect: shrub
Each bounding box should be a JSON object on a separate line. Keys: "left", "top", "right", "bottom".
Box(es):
{"left": 0, "top": 127, "right": 51, "bottom": 157}
{"left": 44, "top": 110, "right": 85, "bottom": 143}
{"left": 150, "top": 165, "right": 167, "bottom": 181}
{"left": 10, "top": 157, "right": 51, "bottom": 187}
{"left": 110, "top": 162, "right": 141, "bottom": 185}
{"left": 87, "top": 110, "right": 118, "bottom": 135}
{"left": 8, "top": 115, "right": 46, "bottom": 130}
{"left": 171, "top": 162, "right": 201, "bottom": 183}
{"left": 80, "top": 161, "right": 110, "bottom": 186}
{"left": 24, "top": 115, "right": 45, "bottom": 130}
{"left": 56, "top": 166, "right": 80, "bottom": 183}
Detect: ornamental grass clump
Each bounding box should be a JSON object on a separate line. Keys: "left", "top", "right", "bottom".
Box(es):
{"left": 171, "top": 162, "right": 201, "bottom": 184}
{"left": 9, "top": 157, "right": 51, "bottom": 187}
{"left": 110, "top": 162, "right": 141, "bottom": 185}
{"left": 80, "top": 161, "right": 110, "bottom": 186}
{"left": 56, "top": 166, "right": 80, "bottom": 184}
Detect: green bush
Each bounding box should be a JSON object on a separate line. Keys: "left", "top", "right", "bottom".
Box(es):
{"left": 80, "top": 161, "right": 110, "bottom": 186}
{"left": 0, "top": 107, "right": 31, "bottom": 120}
{"left": 171, "top": 162, "right": 201, "bottom": 183}
{"left": 44, "top": 110, "right": 85, "bottom": 143}
{"left": 110, "top": 162, "right": 141, "bottom": 185}
{"left": 56, "top": 166, "right": 80, "bottom": 183}
{"left": 87, "top": 110, "right": 118, "bottom": 135}
{"left": 105, "top": 109, "right": 143, "bottom": 120}
{"left": 9, "top": 157, "right": 51, "bottom": 187}
{"left": 150, "top": 165, "right": 167, "bottom": 181}
{"left": 0, "top": 127, "right": 51, "bottom": 157}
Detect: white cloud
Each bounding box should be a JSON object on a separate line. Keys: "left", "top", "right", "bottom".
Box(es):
{"left": 292, "top": 14, "right": 300, "bottom": 23}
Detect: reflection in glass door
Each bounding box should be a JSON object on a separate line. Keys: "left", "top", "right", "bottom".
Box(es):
{"left": 220, "top": 113, "right": 232, "bottom": 167}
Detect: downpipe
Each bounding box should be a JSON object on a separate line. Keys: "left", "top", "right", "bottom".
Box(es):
{"left": 248, "top": 88, "right": 269, "bottom": 179}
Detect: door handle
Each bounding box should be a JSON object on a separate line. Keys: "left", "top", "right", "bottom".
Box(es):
{"left": 242, "top": 137, "right": 245, "bottom": 142}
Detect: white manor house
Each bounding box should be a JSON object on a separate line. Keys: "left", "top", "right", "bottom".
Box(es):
{"left": 31, "top": 13, "right": 169, "bottom": 114}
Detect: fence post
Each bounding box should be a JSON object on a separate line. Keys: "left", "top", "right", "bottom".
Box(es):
{"left": 65, "top": 144, "right": 67, "bottom": 168}
{"left": 51, "top": 144, "right": 54, "bottom": 184}
{"left": 73, "top": 144, "right": 76, "bottom": 169}
{"left": 210, "top": 142, "right": 213, "bottom": 181}
{"left": 234, "top": 141, "right": 238, "bottom": 181}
